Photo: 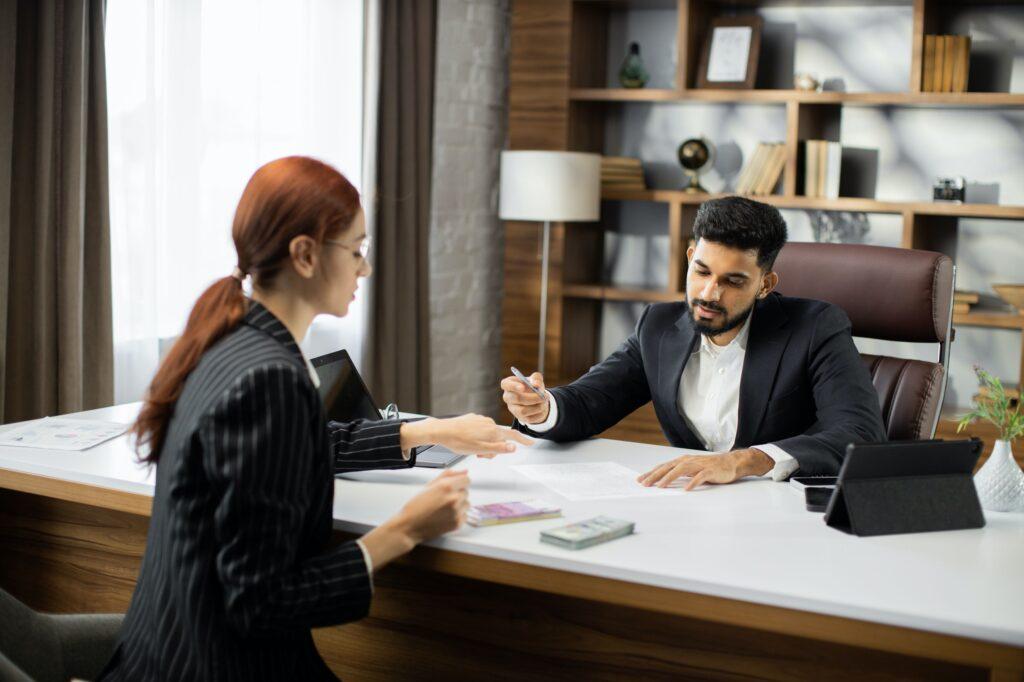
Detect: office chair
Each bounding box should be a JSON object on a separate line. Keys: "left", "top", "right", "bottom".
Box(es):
{"left": 772, "top": 242, "right": 955, "bottom": 440}
{"left": 0, "top": 587, "right": 122, "bottom": 682}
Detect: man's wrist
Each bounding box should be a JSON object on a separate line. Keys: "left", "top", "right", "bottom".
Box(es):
{"left": 527, "top": 402, "right": 550, "bottom": 425}
{"left": 736, "top": 448, "right": 774, "bottom": 478}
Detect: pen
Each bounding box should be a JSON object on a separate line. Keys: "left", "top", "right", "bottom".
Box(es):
{"left": 510, "top": 366, "right": 545, "bottom": 397}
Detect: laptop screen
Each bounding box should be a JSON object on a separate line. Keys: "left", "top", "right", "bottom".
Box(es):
{"left": 311, "top": 350, "right": 381, "bottom": 423}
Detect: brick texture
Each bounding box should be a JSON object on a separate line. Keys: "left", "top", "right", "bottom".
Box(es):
{"left": 429, "top": 0, "right": 509, "bottom": 417}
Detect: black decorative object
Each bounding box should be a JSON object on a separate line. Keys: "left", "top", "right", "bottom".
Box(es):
{"left": 618, "top": 42, "right": 649, "bottom": 89}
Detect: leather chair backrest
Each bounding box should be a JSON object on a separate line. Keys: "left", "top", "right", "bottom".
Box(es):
{"left": 772, "top": 242, "right": 954, "bottom": 440}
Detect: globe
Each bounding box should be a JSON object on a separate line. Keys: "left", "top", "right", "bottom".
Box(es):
{"left": 677, "top": 137, "right": 714, "bottom": 193}
{"left": 678, "top": 138, "right": 710, "bottom": 171}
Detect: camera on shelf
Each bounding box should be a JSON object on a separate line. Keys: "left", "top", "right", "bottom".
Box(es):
{"left": 933, "top": 176, "right": 966, "bottom": 203}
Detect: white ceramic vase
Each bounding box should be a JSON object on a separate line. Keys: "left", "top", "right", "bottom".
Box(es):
{"left": 974, "top": 440, "right": 1024, "bottom": 512}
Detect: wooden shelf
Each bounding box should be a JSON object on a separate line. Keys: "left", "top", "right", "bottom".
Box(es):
{"left": 570, "top": 88, "right": 1024, "bottom": 107}
{"left": 600, "top": 189, "right": 1024, "bottom": 220}
{"left": 953, "top": 311, "right": 1024, "bottom": 330}
{"left": 570, "top": 88, "right": 679, "bottom": 101}
{"left": 505, "top": 0, "right": 1024, "bottom": 445}
{"left": 563, "top": 284, "right": 683, "bottom": 303}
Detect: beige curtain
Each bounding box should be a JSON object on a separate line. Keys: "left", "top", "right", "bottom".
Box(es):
{"left": 367, "top": 0, "right": 436, "bottom": 413}
{"left": 0, "top": 0, "right": 114, "bottom": 423}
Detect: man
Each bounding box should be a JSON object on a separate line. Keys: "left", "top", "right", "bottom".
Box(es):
{"left": 501, "top": 196, "right": 885, "bottom": 490}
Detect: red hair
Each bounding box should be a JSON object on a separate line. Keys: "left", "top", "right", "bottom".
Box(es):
{"left": 132, "top": 156, "right": 361, "bottom": 464}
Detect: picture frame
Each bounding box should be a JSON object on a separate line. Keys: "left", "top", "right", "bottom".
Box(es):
{"left": 696, "top": 16, "right": 763, "bottom": 90}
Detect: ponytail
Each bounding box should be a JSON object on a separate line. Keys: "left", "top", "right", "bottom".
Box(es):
{"left": 131, "top": 276, "right": 247, "bottom": 464}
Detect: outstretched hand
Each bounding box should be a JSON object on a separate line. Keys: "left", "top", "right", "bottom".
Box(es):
{"left": 637, "top": 448, "right": 774, "bottom": 491}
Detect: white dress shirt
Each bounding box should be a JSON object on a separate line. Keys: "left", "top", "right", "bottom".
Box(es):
{"left": 529, "top": 312, "right": 799, "bottom": 481}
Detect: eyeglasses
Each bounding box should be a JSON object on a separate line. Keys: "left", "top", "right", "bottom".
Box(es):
{"left": 324, "top": 236, "right": 371, "bottom": 261}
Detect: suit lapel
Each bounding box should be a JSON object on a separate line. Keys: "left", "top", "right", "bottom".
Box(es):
{"left": 657, "top": 312, "right": 702, "bottom": 448}
{"left": 734, "top": 293, "right": 791, "bottom": 449}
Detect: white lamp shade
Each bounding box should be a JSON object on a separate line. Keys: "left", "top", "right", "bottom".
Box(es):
{"left": 499, "top": 150, "right": 601, "bottom": 222}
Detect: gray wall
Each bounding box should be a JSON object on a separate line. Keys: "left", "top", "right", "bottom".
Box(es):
{"left": 429, "top": 0, "right": 509, "bottom": 417}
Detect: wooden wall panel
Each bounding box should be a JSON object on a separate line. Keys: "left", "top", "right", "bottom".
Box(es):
{"left": 600, "top": 402, "right": 668, "bottom": 446}
{"left": 502, "top": 0, "right": 576, "bottom": 414}
{"left": 508, "top": 0, "right": 572, "bottom": 150}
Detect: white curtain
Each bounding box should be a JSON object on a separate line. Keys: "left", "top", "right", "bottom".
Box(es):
{"left": 106, "top": 0, "right": 367, "bottom": 403}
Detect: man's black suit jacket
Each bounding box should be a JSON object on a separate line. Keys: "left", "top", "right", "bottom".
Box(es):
{"left": 518, "top": 293, "right": 886, "bottom": 476}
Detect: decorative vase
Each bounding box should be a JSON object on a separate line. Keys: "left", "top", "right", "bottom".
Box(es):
{"left": 618, "top": 42, "right": 649, "bottom": 89}
{"left": 974, "top": 440, "right": 1024, "bottom": 512}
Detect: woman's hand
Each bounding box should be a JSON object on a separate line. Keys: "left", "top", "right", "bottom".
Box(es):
{"left": 400, "top": 414, "right": 533, "bottom": 458}
{"left": 360, "top": 469, "right": 470, "bottom": 569}
{"left": 395, "top": 469, "right": 471, "bottom": 542}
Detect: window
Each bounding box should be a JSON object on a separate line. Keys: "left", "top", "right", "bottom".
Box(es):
{"left": 106, "top": 0, "right": 366, "bottom": 402}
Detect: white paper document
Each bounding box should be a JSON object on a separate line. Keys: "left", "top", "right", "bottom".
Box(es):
{"left": 511, "top": 462, "right": 664, "bottom": 501}
{"left": 0, "top": 417, "right": 129, "bottom": 451}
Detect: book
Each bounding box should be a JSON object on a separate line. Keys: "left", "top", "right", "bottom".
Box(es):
{"left": 540, "top": 516, "right": 635, "bottom": 550}
{"left": 467, "top": 500, "right": 562, "bottom": 527}
{"left": 754, "top": 144, "right": 786, "bottom": 195}
{"left": 953, "top": 35, "right": 971, "bottom": 93}
{"left": 804, "top": 140, "right": 820, "bottom": 197}
{"left": 602, "top": 156, "right": 642, "bottom": 167}
{"left": 932, "top": 34, "right": 945, "bottom": 93}
{"left": 941, "top": 35, "right": 956, "bottom": 92}
{"left": 816, "top": 140, "right": 828, "bottom": 198}
{"left": 736, "top": 143, "right": 768, "bottom": 194}
{"left": 922, "top": 34, "right": 936, "bottom": 93}
{"left": 954, "top": 291, "right": 980, "bottom": 305}
{"left": 600, "top": 156, "right": 645, "bottom": 190}
{"left": 823, "top": 141, "right": 842, "bottom": 200}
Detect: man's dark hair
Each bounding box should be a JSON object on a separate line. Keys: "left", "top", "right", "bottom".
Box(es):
{"left": 692, "top": 196, "right": 788, "bottom": 270}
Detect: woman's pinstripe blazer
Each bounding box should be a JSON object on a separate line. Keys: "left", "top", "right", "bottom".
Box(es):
{"left": 99, "top": 302, "right": 410, "bottom": 681}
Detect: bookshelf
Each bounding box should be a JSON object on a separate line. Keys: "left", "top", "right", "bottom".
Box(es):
{"left": 502, "top": 0, "right": 1024, "bottom": 454}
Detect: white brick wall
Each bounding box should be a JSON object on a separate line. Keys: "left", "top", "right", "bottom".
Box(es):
{"left": 429, "top": 0, "right": 509, "bottom": 416}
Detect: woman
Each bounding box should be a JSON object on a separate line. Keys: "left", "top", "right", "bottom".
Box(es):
{"left": 99, "top": 157, "right": 531, "bottom": 680}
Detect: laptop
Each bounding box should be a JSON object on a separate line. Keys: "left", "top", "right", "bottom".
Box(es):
{"left": 311, "top": 350, "right": 466, "bottom": 469}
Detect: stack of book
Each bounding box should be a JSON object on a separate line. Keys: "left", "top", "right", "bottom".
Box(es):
{"left": 803, "top": 140, "right": 841, "bottom": 199}
{"left": 922, "top": 35, "right": 971, "bottom": 93}
{"left": 953, "top": 290, "right": 979, "bottom": 316}
{"left": 735, "top": 142, "right": 786, "bottom": 196}
{"left": 601, "top": 156, "right": 645, "bottom": 192}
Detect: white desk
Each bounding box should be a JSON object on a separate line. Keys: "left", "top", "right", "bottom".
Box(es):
{"left": 1, "top": 404, "right": 1022, "bottom": 680}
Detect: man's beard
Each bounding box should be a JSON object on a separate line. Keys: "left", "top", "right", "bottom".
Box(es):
{"left": 686, "top": 297, "right": 755, "bottom": 338}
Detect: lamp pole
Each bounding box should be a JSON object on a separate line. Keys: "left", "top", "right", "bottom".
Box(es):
{"left": 538, "top": 220, "right": 550, "bottom": 375}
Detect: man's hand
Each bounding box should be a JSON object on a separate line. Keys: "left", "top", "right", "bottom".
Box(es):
{"left": 500, "top": 372, "right": 550, "bottom": 425}
{"left": 637, "top": 448, "right": 775, "bottom": 491}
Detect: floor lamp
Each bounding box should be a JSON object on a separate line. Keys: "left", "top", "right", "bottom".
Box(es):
{"left": 498, "top": 151, "right": 601, "bottom": 375}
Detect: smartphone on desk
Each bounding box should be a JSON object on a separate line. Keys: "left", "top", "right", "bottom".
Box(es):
{"left": 789, "top": 476, "right": 837, "bottom": 491}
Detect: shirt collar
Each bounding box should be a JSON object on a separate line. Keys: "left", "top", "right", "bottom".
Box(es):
{"left": 243, "top": 300, "right": 321, "bottom": 388}
{"left": 695, "top": 308, "right": 753, "bottom": 357}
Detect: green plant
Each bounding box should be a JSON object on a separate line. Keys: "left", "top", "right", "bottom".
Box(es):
{"left": 957, "top": 366, "right": 1024, "bottom": 443}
